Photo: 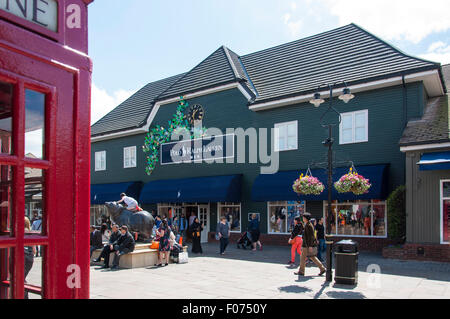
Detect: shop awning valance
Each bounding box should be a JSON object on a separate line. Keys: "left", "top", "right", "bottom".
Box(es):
{"left": 91, "top": 182, "right": 143, "bottom": 205}
{"left": 418, "top": 152, "right": 450, "bottom": 171}
{"left": 251, "top": 164, "right": 389, "bottom": 202}
{"left": 139, "top": 174, "right": 242, "bottom": 204}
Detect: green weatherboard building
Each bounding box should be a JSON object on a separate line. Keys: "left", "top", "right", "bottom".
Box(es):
{"left": 90, "top": 24, "right": 447, "bottom": 251}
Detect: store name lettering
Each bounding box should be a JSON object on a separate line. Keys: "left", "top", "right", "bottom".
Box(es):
{"left": 0, "top": 0, "right": 58, "bottom": 31}
{"left": 170, "top": 144, "right": 224, "bottom": 159}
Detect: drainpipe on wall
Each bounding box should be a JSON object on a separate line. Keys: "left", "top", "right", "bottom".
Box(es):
{"left": 402, "top": 74, "right": 408, "bottom": 128}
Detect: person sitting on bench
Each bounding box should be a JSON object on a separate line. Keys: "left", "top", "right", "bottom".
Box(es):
{"left": 95, "top": 224, "right": 121, "bottom": 268}
{"left": 110, "top": 225, "right": 135, "bottom": 271}
{"left": 117, "top": 193, "right": 139, "bottom": 212}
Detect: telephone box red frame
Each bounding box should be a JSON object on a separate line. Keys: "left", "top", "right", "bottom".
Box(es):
{"left": 0, "top": 0, "right": 93, "bottom": 299}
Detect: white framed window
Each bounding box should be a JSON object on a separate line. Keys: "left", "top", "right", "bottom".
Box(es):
{"left": 268, "top": 201, "right": 305, "bottom": 234}
{"left": 339, "top": 110, "right": 368, "bottom": 145}
{"left": 95, "top": 151, "right": 106, "bottom": 171}
{"left": 123, "top": 146, "right": 137, "bottom": 168}
{"left": 218, "top": 202, "right": 241, "bottom": 232}
{"left": 323, "top": 200, "right": 387, "bottom": 238}
{"left": 274, "top": 120, "right": 298, "bottom": 152}
{"left": 440, "top": 180, "right": 450, "bottom": 244}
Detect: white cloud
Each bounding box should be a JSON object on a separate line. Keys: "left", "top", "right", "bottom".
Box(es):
{"left": 91, "top": 84, "right": 136, "bottom": 125}
{"left": 419, "top": 41, "right": 450, "bottom": 65}
{"left": 282, "top": 12, "right": 303, "bottom": 38}
{"left": 316, "top": 0, "right": 450, "bottom": 44}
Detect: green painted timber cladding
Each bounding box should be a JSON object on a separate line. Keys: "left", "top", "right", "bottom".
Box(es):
{"left": 406, "top": 150, "right": 450, "bottom": 244}
{"left": 91, "top": 82, "right": 425, "bottom": 233}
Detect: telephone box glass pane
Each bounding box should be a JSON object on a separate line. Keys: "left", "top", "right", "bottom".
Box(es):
{"left": 25, "top": 90, "right": 45, "bottom": 159}
{"left": 0, "top": 165, "right": 13, "bottom": 237}
{"left": 0, "top": 248, "right": 13, "bottom": 299}
{"left": 24, "top": 245, "right": 43, "bottom": 299}
{"left": 0, "top": 81, "right": 13, "bottom": 155}
{"left": 25, "top": 168, "right": 45, "bottom": 236}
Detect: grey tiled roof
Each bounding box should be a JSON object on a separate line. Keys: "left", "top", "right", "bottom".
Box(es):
{"left": 241, "top": 24, "right": 440, "bottom": 104}
{"left": 92, "top": 23, "right": 444, "bottom": 137}
{"left": 399, "top": 95, "right": 450, "bottom": 146}
{"left": 91, "top": 73, "right": 185, "bottom": 137}
{"left": 157, "top": 46, "right": 246, "bottom": 100}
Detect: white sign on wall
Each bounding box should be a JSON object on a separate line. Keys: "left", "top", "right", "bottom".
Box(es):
{"left": 0, "top": 0, "right": 58, "bottom": 32}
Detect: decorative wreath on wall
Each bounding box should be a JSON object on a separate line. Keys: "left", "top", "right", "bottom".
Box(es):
{"left": 142, "top": 96, "right": 207, "bottom": 176}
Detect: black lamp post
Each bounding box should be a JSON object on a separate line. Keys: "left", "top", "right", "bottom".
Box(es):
{"left": 309, "top": 82, "right": 355, "bottom": 282}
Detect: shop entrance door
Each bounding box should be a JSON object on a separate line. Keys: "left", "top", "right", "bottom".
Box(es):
{"left": 198, "top": 205, "right": 209, "bottom": 243}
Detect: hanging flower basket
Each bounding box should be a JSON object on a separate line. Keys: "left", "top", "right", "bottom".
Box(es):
{"left": 334, "top": 167, "right": 371, "bottom": 195}
{"left": 292, "top": 170, "right": 325, "bottom": 196}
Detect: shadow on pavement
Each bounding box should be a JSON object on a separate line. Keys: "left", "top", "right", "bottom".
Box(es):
{"left": 187, "top": 243, "right": 450, "bottom": 283}
{"left": 278, "top": 285, "right": 313, "bottom": 294}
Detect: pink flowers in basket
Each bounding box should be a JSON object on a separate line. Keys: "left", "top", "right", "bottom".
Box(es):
{"left": 334, "top": 167, "right": 371, "bottom": 195}
{"left": 292, "top": 173, "right": 325, "bottom": 195}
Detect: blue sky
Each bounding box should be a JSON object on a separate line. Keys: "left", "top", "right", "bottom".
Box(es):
{"left": 88, "top": 0, "right": 450, "bottom": 124}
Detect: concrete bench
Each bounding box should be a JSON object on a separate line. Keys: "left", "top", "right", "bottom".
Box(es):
{"left": 90, "top": 244, "right": 188, "bottom": 269}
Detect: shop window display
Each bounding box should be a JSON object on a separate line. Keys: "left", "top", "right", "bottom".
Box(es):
{"left": 268, "top": 201, "right": 305, "bottom": 234}
{"left": 218, "top": 203, "right": 241, "bottom": 232}
{"left": 324, "top": 200, "right": 387, "bottom": 237}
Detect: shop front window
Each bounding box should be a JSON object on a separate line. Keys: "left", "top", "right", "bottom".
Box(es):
{"left": 268, "top": 201, "right": 305, "bottom": 234}
{"left": 90, "top": 205, "right": 108, "bottom": 227}
{"left": 218, "top": 203, "right": 241, "bottom": 232}
{"left": 441, "top": 181, "right": 450, "bottom": 243}
{"left": 324, "top": 200, "right": 387, "bottom": 237}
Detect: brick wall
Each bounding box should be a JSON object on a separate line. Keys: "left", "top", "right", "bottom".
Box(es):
{"left": 383, "top": 243, "right": 450, "bottom": 263}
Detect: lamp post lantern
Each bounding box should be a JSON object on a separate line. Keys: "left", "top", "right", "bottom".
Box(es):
{"left": 309, "top": 82, "right": 355, "bottom": 282}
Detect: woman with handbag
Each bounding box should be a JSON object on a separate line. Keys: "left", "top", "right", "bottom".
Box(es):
{"left": 190, "top": 217, "right": 203, "bottom": 254}
{"left": 295, "top": 213, "right": 326, "bottom": 276}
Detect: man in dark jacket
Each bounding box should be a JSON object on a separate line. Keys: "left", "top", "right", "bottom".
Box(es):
{"left": 111, "top": 225, "right": 135, "bottom": 270}
{"left": 295, "top": 213, "right": 326, "bottom": 277}
{"left": 95, "top": 224, "right": 121, "bottom": 268}
{"left": 90, "top": 226, "right": 103, "bottom": 257}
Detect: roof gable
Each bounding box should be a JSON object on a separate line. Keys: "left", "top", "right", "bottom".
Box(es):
{"left": 156, "top": 46, "right": 245, "bottom": 101}
{"left": 91, "top": 73, "right": 185, "bottom": 137}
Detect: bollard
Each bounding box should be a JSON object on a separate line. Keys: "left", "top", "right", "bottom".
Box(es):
{"left": 325, "top": 235, "right": 333, "bottom": 282}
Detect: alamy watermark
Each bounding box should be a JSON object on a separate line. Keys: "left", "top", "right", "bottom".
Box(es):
{"left": 166, "top": 125, "right": 281, "bottom": 174}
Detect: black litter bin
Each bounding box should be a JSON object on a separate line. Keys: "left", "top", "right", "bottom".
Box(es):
{"left": 334, "top": 240, "right": 358, "bottom": 285}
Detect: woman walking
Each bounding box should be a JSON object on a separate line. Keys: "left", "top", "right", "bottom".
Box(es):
{"left": 216, "top": 216, "right": 230, "bottom": 255}
{"left": 190, "top": 217, "right": 203, "bottom": 254}
{"left": 156, "top": 219, "right": 171, "bottom": 266}
{"left": 295, "top": 213, "right": 326, "bottom": 277}
{"left": 248, "top": 213, "right": 262, "bottom": 251}
{"left": 288, "top": 217, "right": 303, "bottom": 266}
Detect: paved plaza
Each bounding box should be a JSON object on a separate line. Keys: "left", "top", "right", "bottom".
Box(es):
{"left": 26, "top": 243, "right": 450, "bottom": 299}
{"left": 89, "top": 243, "right": 450, "bottom": 299}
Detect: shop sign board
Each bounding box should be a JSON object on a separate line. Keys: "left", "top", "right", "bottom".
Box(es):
{"left": 161, "top": 134, "right": 235, "bottom": 165}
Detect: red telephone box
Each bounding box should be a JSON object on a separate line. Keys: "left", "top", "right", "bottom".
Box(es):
{"left": 0, "top": 0, "right": 93, "bottom": 299}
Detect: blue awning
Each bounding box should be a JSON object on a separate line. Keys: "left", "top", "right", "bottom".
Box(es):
{"left": 91, "top": 182, "right": 143, "bottom": 205}
{"left": 139, "top": 174, "right": 242, "bottom": 204}
{"left": 251, "top": 164, "right": 389, "bottom": 202}
{"left": 418, "top": 152, "right": 450, "bottom": 171}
